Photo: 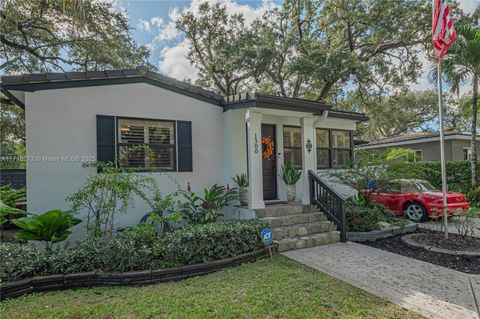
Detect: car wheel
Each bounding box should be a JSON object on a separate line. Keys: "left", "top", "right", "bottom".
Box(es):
{"left": 404, "top": 202, "right": 428, "bottom": 222}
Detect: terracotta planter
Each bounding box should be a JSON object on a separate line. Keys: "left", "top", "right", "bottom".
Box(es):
{"left": 286, "top": 185, "right": 296, "bottom": 202}
{"left": 239, "top": 187, "right": 248, "bottom": 206}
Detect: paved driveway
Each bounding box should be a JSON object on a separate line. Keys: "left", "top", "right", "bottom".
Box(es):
{"left": 283, "top": 242, "right": 480, "bottom": 319}
{"left": 418, "top": 218, "right": 480, "bottom": 237}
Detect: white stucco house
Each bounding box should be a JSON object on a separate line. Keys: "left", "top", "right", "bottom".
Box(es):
{"left": 1, "top": 67, "right": 368, "bottom": 228}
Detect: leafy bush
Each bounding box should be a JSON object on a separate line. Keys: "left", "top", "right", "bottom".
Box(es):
{"left": 158, "top": 220, "right": 264, "bottom": 266}
{"left": 346, "top": 204, "right": 389, "bottom": 232}
{"left": 388, "top": 160, "right": 478, "bottom": 194}
{"left": 0, "top": 220, "right": 265, "bottom": 283}
{"left": 0, "top": 243, "right": 46, "bottom": 284}
{"left": 66, "top": 161, "right": 157, "bottom": 238}
{"left": 467, "top": 187, "right": 480, "bottom": 207}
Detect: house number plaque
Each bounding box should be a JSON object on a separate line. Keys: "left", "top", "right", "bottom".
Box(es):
{"left": 254, "top": 133, "right": 259, "bottom": 154}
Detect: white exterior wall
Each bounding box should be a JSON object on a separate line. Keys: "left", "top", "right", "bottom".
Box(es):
{"left": 25, "top": 83, "right": 225, "bottom": 231}
{"left": 223, "top": 109, "right": 248, "bottom": 186}
{"left": 225, "top": 109, "right": 357, "bottom": 203}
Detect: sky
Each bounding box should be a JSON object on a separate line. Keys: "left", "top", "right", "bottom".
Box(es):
{"left": 115, "top": 0, "right": 480, "bottom": 94}
{"left": 115, "top": 0, "right": 280, "bottom": 81}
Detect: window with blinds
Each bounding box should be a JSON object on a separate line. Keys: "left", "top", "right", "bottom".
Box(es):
{"left": 283, "top": 126, "right": 302, "bottom": 168}
{"left": 117, "top": 118, "right": 176, "bottom": 170}
{"left": 316, "top": 129, "right": 353, "bottom": 169}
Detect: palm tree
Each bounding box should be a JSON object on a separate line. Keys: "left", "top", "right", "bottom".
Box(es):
{"left": 441, "top": 25, "right": 480, "bottom": 190}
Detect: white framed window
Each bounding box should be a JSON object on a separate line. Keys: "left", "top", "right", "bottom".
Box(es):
{"left": 283, "top": 126, "right": 302, "bottom": 168}
{"left": 117, "top": 117, "right": 176, "bottom": 170}
{"left": 316, "top": 129, "right": 353, "bottom": 168}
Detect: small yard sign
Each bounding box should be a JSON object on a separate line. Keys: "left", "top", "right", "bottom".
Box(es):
{"left": 261, "top": 228, "right": 274, "bottom": 258}
{"left": 261, "top": 228, "right": 273, "bottom": 245}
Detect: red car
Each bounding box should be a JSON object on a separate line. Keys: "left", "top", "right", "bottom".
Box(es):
{"left": 365, "top": 179, "right": 470, "bottom": 222}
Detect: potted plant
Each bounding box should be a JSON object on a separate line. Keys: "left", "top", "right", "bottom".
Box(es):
{"left": 232, "top": 174, "right": 249, "bottom": 206}
{"left": 281, "top": 162, "right": 302, "bottom": 202}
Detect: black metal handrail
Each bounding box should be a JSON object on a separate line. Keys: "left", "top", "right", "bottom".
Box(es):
{"left": 308, "top": 170, "right": 346, "bottom": 242}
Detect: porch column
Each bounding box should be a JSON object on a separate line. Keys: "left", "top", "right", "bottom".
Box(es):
{"left": 246, "top": 110, "right": 265, "bottom": 209}
{"left": 301, "top": 117, "right": 316, "bottom": 204}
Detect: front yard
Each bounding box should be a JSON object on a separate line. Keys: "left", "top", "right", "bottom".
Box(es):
{"left": 0, "top": 255, "right": 422, "bottom": 319}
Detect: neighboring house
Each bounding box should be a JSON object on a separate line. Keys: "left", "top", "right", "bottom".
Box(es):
{"left": 357, "top": 131, "right": 480, "bottom": 162}
{"left": 0, "top": 67, "right": 367, "bottom": 228}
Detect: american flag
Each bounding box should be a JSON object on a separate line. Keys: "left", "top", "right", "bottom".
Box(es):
{"left": 432, "top": 0, "right": 456, "bottom": 61}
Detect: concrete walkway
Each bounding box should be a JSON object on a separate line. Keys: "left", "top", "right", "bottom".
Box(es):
{"left": 283, "top": 242, "right": 480, "bottom": 319}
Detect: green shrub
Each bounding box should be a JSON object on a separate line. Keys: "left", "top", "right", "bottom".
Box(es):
{"left": 388, "top": 160, "right": 478, "bottom": 194}
{"left": 0, "top": 220, "right": 265, "bottom": 283}
{"left": 346, "top": 204, "right": 386, "bottom": 232}
{"left": 0, "top": 243, "right": 47, "bottom": 284}
{"left": 467, "top": 187, "right": 480, "bottom": 207}
{"left": 158, "top": 220, "right": 264, "bottom": 267}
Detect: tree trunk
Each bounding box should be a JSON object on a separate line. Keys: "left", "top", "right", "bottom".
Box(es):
{"left": 471, "top": 73, "right": 478, "bottom": 190}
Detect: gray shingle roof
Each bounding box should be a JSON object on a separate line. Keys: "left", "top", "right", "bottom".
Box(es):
{"left": 363, "top": 131, "right": 470, "bottom": 147}
{"left": 0, "top": 67, "right": 368, "bottom": 122}
{"left": 1, "top": 67, "right": 224, "bottom": 104}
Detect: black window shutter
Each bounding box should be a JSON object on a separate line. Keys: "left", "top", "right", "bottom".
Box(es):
{"left": 96, "top": 115, "right": 116, "bottom": 164}
{"left": 177, "top": 121, "right": 192, "bottom": 172}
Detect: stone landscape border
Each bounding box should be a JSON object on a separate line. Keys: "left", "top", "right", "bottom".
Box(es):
{"left": 0, "top": 247, "right": 271, "bottom": 301}
{"left": 401, "top": 233, "right": 480, "bottom": 257}
{"left": 347, "top": 223, "right": 417, "bottom": 242}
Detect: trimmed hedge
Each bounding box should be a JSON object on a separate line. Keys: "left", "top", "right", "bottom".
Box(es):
{"left": 0, "top": 220, "right": 265, "bottom": 284}
{"left": 388, "top": 160, "right": 478, "bottom": 194}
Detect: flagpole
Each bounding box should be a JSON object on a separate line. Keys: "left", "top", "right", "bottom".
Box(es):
{"left": 437, "top": 61, "right": 449, "bottom": 239}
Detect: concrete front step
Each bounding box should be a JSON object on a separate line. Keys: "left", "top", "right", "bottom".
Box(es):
{"left": 259, "top": 212, "right": 328, "bottom": 228}
{"left": 276, "top": 231, "right": 340, "bottom": 253}
{"left": 255, "top": 204, "right": 319, "bottom": 218}
{"left": 272, "top": 221, "right": 337, "bottom": 240}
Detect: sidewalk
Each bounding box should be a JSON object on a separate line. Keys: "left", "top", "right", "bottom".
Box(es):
{"left": 283, "top": 242, "right": 480, "bottom": 319}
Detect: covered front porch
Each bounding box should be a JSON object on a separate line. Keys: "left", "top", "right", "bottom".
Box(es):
{"left": 223, "top": 93, "right": 368, "bottom": 210}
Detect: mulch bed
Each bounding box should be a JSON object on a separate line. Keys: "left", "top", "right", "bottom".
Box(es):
{"left": 409, "top": 232, "right": 480, "bottom": 252}
{"left": 361, "top": 231, "right": 480, "bottom": 274}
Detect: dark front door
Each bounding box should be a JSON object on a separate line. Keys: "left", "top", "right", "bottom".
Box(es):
{"left": 262, "top": 124, "right": 277, "bottom": 200}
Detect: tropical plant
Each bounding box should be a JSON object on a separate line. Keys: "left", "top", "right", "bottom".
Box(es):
{"left": 232, "top": 174, "right": 248, "bottom": 187}
{"left": 141, "top": 192, "right": 182, "bottom": 236}
{"left": 201, "top": 184, "right": 238, "bottom": 211}
{"left": 0, "top": 200, "right": 28, "bottom": 226}
{"left": 281, "top": 162, "right": 302, "bottom": 185}
{"left": 12, "top": 210, "right": 81, "bottom": 248}
{"left": 0, "top": 186, "right": 26, "bottom": 207}
{"left": 439, "top": 24, "right": 480, "bottom": 190}
{"left": 0, "top": 197, "right": 28, "bottom": 242}
{"left": 179, "top": 184, "right": 238, "bottom": 224}
{"left": 66, "top": 161, "right": 157, "bottom": 238}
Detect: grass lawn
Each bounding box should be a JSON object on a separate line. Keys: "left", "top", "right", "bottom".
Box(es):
{"left": 1, "top": 255, "right": 422, "bottom": 319}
